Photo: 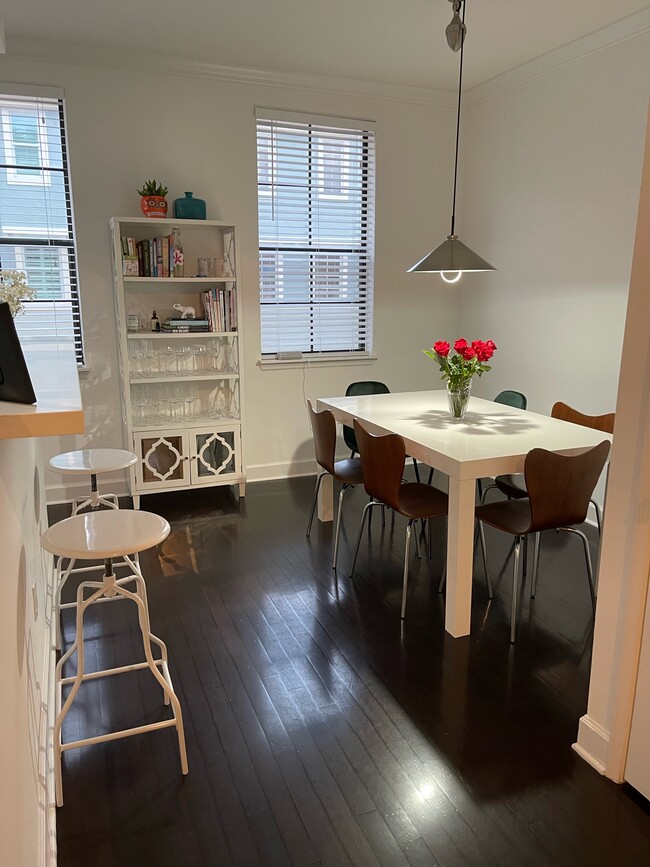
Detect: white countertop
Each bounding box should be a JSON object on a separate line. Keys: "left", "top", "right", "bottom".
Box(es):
{"left": 0, "top": 339, "right": 85, "bottom": 440}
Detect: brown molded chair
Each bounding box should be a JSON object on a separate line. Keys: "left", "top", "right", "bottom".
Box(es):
{"left": 475, "top": 440, "right": 611, "bottom": 643}
{"left": 306, "top": 399, "right": 364, "bottom": 572}
{"left": 489, "top": 402, "right": 614, "bottom": 534}
{"left": 350, "top": 419, "right": 448, "bottom": 618}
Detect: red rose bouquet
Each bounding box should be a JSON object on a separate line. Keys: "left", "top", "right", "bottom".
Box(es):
{"left": 423, "top": 338, "right": 497, "bottom": 390}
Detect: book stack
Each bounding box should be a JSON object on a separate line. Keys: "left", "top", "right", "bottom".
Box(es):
{"left": 202, "top": 288, "right": 237, "bottom": 332}
{"left": 120, "top": 235, "right": 176, "bottom": 277}
{"left": 120, "top": 237, "right": 139, "bottom": 275}
{"left": 161, "top": 318, "right": 210, "bottom": 333}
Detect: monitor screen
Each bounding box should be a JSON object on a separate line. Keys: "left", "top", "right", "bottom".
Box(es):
{"left": 0, "top": 301, "right": 37, "bottom": 404}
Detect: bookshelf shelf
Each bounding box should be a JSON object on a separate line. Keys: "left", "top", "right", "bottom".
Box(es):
{"left": 130, "top": 374, "right": 239, "bottom": 385}
{"left": 123, "top": 276, "right": 236, "bottom": 284}
{"left": 110, "top": 217, "right": 245, "bottom": 506}
{"left": 127, "top": 332, "right": 237, "bottom": 339}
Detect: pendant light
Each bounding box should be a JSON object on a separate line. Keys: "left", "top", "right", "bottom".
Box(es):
{"left": 408, "top": 0, "right": 495, "bottom": 283}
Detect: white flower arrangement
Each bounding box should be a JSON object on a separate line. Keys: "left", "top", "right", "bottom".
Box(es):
{"left": 0, "top": 270, "right": 36, "bottom": 317}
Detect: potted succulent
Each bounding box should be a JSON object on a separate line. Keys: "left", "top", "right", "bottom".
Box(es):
{"left": 137, "top": 179, "right": 169, "bottom": 218}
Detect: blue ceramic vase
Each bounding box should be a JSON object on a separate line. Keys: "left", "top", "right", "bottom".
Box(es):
{"left": 173, "top": 191, "right": 206, "bottom": 220}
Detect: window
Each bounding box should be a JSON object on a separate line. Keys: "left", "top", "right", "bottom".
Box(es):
{"left": 256, "top": 109, "right": 375, "bottom": 358}
{"left": 0, "top": 89, "right": 83, "bottom": 364}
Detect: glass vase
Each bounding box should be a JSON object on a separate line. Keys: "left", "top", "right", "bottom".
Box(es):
{"left": 447, "top": 379, "right": 472, "bottom": 421}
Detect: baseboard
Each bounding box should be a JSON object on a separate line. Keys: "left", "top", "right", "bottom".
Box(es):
{"left": 46, "top": 479, "right": 131, "bottom": 505}
{"left": 245, "top": 455, "right": 420, "bottom": 484}
{"left": 573, "top": 714, "right": 610, "bottom": 774}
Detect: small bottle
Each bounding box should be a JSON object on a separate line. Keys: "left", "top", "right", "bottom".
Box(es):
{"left": 171, "top": 227, "right": 184, "bottom": 278}
{"left": 151, "top": 310, "right": 160, "bottom": 332}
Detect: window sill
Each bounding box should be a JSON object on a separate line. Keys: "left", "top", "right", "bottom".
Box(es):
{"left": 258, "top": 354, "right": 377, "bottom": 371}
{"left": 77, "top": 365, "right": 91, "bottom": 378}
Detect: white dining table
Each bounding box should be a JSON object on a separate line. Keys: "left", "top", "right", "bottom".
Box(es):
{"left": 316, "top": 390, "right": 612, "bottom": 638}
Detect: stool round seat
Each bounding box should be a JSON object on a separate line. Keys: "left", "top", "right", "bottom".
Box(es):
{"left": 49, "top": 448, "right": 137, "bottom": 475}
{"left": 42, "top": 510, "right": 170, "bottom": 560}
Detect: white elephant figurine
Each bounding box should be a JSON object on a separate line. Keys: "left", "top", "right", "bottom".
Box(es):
{"left": 172, "top": 303, "right": 196, "bottom": 320}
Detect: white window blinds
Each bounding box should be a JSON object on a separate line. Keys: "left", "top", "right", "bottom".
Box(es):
{"left": 0, "top": 89, "right": 83, "bottom": 364}
{"left": 256, "top": 110, "right": 375, "bottom": 357}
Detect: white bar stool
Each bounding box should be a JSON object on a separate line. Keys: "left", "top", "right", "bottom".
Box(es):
{"left": 48, "top": 448, "right": 138, "bottom": 649}
{"left": 41, "top": 509, "right": 189, "bottom": 807}
{"left": 48, "top": 448, "right": 138, "bottom": 514}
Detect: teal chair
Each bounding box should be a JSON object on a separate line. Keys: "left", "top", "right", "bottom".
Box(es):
{"left": 342, "top": 381, "right": 390, "bottom": 456}
{"left": 476, "top": 390, "right": 528, "bottom": 499}
{"left": 493, "top": 390, "right": 527, "bottom": 410}
{"left": 343, "top": 380, "right": 424, "bottom": 483}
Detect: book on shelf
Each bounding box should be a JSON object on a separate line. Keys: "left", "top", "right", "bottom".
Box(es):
{"left": 161, "top": 317, "right": 209, "bottom": 333}
{"left": 166, "top": 318, "right": 209, "bottom": 326}
{"left": 201, "top": 288, "right": 237, "bottom": 332}
{"left": 122, "top": 233, "right": 177, "bottom": 277}
{"left": 161, "top": 325, "right": 210, "bottom": 333}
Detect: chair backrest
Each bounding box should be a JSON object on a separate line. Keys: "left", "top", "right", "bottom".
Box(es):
{"left": 353, "top": 419, "right": 405, "bottom": 511}
{"left": 307, "top": 399, "right": 337, "bottom": 475}
{"left": 551, "top": 401, "right": 615, "bottom": 434}
{"left": 343, "top": 381, "right": 391, "bottom": 454}
{"left": 524, "top": 440, "right": 611, "bottom": 532}
{"left": 494, "top": 390, "right": 527, "bottom": 410}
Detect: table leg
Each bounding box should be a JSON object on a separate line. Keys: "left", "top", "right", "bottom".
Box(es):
{"left": 318, "top": 473, "right": 333, "bottom": 523}
{"left": 445, "top": 476, "right": 475, "bottom": 637}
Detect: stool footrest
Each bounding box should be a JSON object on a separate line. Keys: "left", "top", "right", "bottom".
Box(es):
{"left": 61, "top": 561, "right": 132, "bottom": 576}
{"left": 61, "top": 717, "right": 177, "bottom": 752}
{"left": 60, "top": 592, "right": 132, "bottom": 610}
{"left": 60, "top": 658, "right": 165, "bottom": 685}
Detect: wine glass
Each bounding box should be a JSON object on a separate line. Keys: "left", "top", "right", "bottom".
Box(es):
{"left": 193, "top": 343, "right": 207, "bottom": 375}
{"left": 161, "top": 344, "right": 176, "bottom": 376}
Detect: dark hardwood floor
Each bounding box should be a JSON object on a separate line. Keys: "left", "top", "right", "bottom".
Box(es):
{"left": 53, "top": 476, "right": 650, "bottom": 866}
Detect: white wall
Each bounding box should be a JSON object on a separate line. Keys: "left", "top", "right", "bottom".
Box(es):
{"left": 0, "top": 50, "right": 459, "bottom": 502}
{"left": 459, "top": 33, "right": 650, "bottom": 418}
{"left": 576, "top": 105, "right": 650, "bottom": 780}
{"left": 0, "top": 438, "right": 55, "bottom": 866}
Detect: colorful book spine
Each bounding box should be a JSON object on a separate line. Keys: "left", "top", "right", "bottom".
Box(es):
{"left": 162, "top": 236, "right": 170, "bottom": 278}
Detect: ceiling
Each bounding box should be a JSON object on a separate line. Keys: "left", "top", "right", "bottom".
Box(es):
{"left": 2, "top": 0, "right": 649, "bottom": 90}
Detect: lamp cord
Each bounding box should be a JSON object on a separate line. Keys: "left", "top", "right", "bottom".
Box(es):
{"left": 449, "top": 0, "right": 467, "bottom": 238}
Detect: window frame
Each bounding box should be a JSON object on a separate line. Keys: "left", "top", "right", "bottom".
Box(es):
{"left": 0, "top": 86, "right": 84, "bottom": 365}
{"left": 256, "top": 109, "right": 376, "bottom": 362}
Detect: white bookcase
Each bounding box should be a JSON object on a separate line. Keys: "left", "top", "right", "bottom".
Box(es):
{"left": 110, "top": 217, "right": 245, "bottom": 507}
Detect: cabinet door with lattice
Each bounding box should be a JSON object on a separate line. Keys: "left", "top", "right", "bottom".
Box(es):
{"left": 133, "top": 431, "right": 190, "bottom": 490}
{"left": 189, "top": 426, "right": 241, "bottom": 485}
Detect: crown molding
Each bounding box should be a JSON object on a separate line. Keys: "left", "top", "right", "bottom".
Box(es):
{"left": 466, "top": 7, "right": 650, "bottom": 106}
{"left": 2, "top": 36, "right": 456, "bottom": 108}
{"left": 3, "top": 8, "right": 648, "bottom": 111}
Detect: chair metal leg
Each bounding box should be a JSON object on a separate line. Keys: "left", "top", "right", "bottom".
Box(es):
{"left": 413, "top": 459, "right": 421, "bottom": 483}
{"left": 561, "top": 527, "right": 596, "bottom": 611}
{"left": 414, "top": 522, "right": 422, "bottom": 559}
{"left": 531, "top": 532, "right": 541, "bottom": 597}
{"left": 481, "top": 483, "right": 498, "bottom": 504}
{"left": 427, "top": 467, "right": 434, "bottom": 486}
{"left": 478, "top": 521, "right": 493, "bottom": 598}
{"left": 522, "top": 534, "right": 528, "bottom": 577}
{"left": 510, "top": 537, "right": 522, "bottom": 644}
{"left": 306, "top": 472, "right": 326, "bottom": 537}
{"left": 332, "top": 484, "right": 350, "bottom": 572}
{"left": 401, "top": 520, "right": 415, "bottom": 619}
{"left": 438, "top": 524, "right": 492, "bottom": 599}
{"left": 591, "top": 498, "right": 602, "bottom": 536}
{"left": 477, "top": 478, "right": 484, "bottom": 500}
{"left": 350, "top": 500, "right": 375, "bottom": 577}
